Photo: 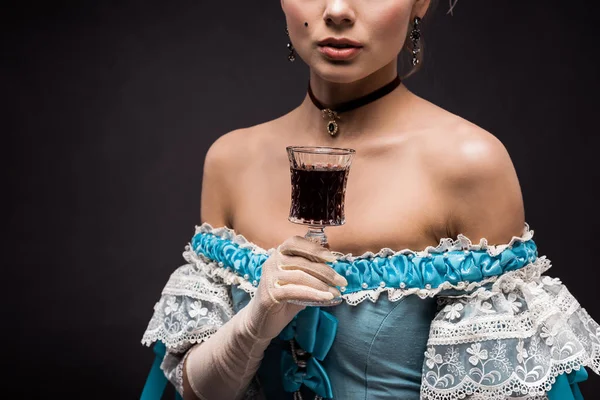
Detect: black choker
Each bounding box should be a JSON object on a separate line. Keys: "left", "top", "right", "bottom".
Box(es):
{"left": 307, "top": 75, "right": 401, "bottom": 137}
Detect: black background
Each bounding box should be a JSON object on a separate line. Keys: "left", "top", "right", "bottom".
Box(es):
{"left": 5, "top": 0, "right": 600, "bottom": 398}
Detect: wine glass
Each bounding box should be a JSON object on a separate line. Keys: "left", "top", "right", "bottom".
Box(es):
{"left": 286, "top": 145, "right": 356, "bottom": 306}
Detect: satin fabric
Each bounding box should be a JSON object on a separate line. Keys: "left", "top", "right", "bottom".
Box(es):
{"left": 232, "top": 286, "right": 589, "bottom": 400}
{"left": 548, "top": 368, "right": 588, "bottom": 400}
{"left": 234, "top": 286, "right": 437, "bottom": 399}
{"left": 140, "top": 278, "right": 588, "bottom": 400}
{"left": 191, "top": 232, "right": 538, "bottom": 294}
{"left": 140, "top": 341, "right": 183, "bottom": 400}
{"left": 279, "top": 307, "right": 338, "bottom": 398}
{"left": 140, "top": 230, "right": 587, "bottom": 399}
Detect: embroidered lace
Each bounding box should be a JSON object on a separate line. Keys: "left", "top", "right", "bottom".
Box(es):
{"left": 422, "top": 260, "right": 600, "bottom": 399}
{"left": 141, "top": 224, "right": 599, "bottom": 399}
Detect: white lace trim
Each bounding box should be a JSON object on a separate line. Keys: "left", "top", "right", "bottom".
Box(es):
{"left": 141, "top": 260, "right": 236, "bottom": 352}
{"left": 178, "top": 243, "right": 550, "bottom": 307}
{"left": 143, "top": 224, "right": 600, "bottom": 399}
{"left": 421, "top": 263, "right": 600, "bottom": 399}
{"left": 186, "top": 247, "right": 259, "bottom": 298}
{"left": 160, "top": 349, "right": 189, "bottom": 396}
{"left": 342, "top": 257, "right": 550, "bottom": 306}
{"left": 196, "top": 222, "right": 534, "bottom": 261}
{"left": 421, "top": 344, "right": 592, "bottom": 400}
{"left": 141, "top": 254, "right": 265, "bottom": 399}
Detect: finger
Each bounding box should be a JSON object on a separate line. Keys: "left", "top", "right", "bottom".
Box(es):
{"left": 273, "top": 283, "right": 340, "bottom": 303}
{"left": 277, "top": 269, "right": 337, "bottom": 293}
{"left": 277, "top": 236, "right": 337, "bottom": 263}
{"left": 279, "top": 254, "right": 348, "bottom": 287}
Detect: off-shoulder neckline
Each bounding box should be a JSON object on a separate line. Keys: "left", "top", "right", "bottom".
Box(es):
{"left": 194, "top": 222, "right": 534, "bottom": 261}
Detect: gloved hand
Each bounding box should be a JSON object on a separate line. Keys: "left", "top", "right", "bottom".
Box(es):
{"left": 244, "top": 235, "right": 348, "bottom": 340}
{"left": 184, "top": 235, "right": 347, "bottom": 400}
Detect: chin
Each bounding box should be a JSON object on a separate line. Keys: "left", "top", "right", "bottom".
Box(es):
{"left": 310, "top": 60, "right": 374, "bottom": 84}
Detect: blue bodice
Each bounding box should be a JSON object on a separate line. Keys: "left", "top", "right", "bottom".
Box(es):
{"left": 190, "top": 227, "right": 537, "bottom": 399}
{"left": 141, "top": 223, "right": 596, "bottom": 400}
{"left": 232, "top": 285, "right": 437, "bottom": 399}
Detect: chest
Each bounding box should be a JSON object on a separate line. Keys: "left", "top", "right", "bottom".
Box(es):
{"left": 229, "top": 142, "right": 447, "bottom": 255}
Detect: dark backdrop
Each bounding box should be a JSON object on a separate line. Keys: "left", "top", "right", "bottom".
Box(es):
{"left": 5, "top": 0, "right": 600, "bottom": 398}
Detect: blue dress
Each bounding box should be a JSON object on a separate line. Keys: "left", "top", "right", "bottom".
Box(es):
{"left": 141, "top": 223, "right": 598, "bottom": 399}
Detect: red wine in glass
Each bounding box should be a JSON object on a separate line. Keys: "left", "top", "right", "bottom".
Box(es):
{"left": 286, "top": 146, "right": 355, "bottom": 307}
{"left": 289, "top": 165, "right": 349, "bottom": 227}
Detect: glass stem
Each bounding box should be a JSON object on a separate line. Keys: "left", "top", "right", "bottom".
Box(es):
{"left": 305, "top": 226, "right": 329, "bottom": 248}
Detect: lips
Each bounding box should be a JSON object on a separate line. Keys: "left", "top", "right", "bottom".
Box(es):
{"left": 318, "top": 46, "right": 362, "bottom": 61}
{"left": 317, "top": 37, "right": 363, "bottom": 48}
{"left": 317, "top": 37, "right": 363, "bottom": 60}
{"left": 319, "top": 43, "right": 359, "bottom": 49}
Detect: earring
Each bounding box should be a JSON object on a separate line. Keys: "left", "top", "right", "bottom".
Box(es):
{"left": 409, "top": 16, "right": 421, "bottom": 66}
{"left": 286, "top": 27, "right": 296, "bottom": 62}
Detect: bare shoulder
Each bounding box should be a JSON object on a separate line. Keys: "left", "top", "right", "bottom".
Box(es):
{"left": 412, "top": 101, "right": 525, "bottom": 243}
{"left": 205, "top": 127, "right": 251, "bottom": 164}
{"left": 413, "top": 103, "right": 514, "bottom": 180}
{"left": 203, "top": 118, "right": 279, "bottom": 174}
{"left": 199, "top": 120, "right": 279, "bottom": 227}
{"left": 199, "top": 127, "right": 252, "bottom": 227}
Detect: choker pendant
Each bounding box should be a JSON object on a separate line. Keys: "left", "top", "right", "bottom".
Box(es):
{"left": 308, "top": 75, "right": 402, "bottom": 138}
{"left": 321, "top": 108, "right": 340, "bottom": 136}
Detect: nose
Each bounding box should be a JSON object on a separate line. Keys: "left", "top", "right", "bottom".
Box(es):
{"left": 323, "top": 0, "right": 355, "bottom": 27}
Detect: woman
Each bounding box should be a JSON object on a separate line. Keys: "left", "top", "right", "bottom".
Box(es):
{"left": 141, "top": 0, "right": 599, "bottom": 399}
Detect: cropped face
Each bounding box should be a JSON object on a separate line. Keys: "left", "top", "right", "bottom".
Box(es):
{"left": 281, "top": 0, "right": 431, "bottom": 83}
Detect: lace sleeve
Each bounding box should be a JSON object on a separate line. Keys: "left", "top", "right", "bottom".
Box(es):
{"left": 421, "top": 257, "right": 600, "bottom": 400}
{"left": 141, "top": 257, "right": 235, "bottom": 353}
{"left": 141, "top": 247, "right": 264, "bottom": 398}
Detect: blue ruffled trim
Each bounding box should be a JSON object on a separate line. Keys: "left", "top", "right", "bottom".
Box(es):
{"left": 190, "top": 232, "right": 538, "bottom": 293}
{"left": 333, "top": 240, "right": 537, "bottom": 293}
{"left": 191, "top": 232, "right": 268, "bottom": 287}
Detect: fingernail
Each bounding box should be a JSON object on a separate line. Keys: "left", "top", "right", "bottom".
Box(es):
{"left": 322, "top": 253, "right": 337, "bottom": 263}
{"left": 328, "top": 286, "right": 341, "bottom": 297}
{"left": 334, "top": 275, "right": 348, "bottom": 287}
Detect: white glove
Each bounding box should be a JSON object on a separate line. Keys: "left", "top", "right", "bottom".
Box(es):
{"left": 245, "top": 235, "right": 348, "bottom": 340}
{"left": 184, "top": 235, "right": 348, "bottom": 400}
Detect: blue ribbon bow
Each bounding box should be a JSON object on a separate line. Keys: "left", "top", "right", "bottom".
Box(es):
{"left": 279, "top": 307, "right": 338, "bottom": 399}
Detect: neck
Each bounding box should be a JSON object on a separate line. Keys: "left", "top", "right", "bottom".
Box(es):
{"left": 294, "top": 60, "right": 409, "bottom": 144}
